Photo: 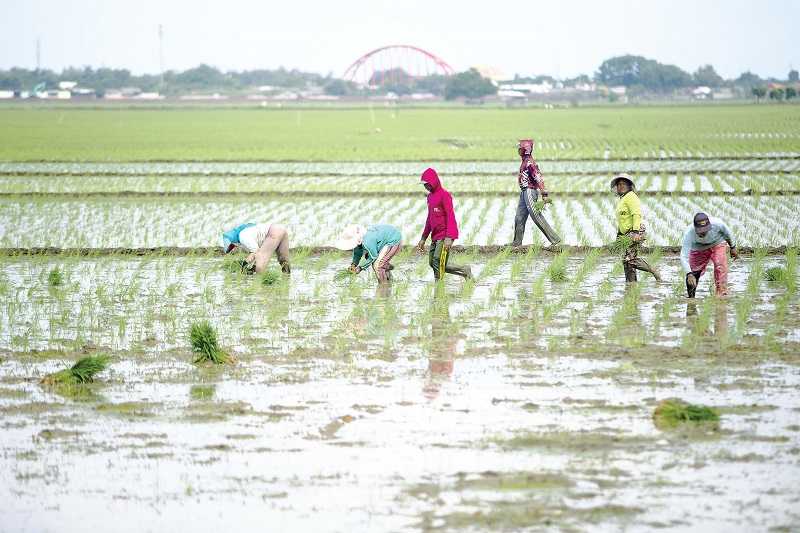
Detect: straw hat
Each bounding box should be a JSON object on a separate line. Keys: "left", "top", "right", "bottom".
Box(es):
{"left": 333, "top": 225, "right": 367, "bottom": 250}
{"left": 610, "top": 173, "right": 636, "bottom": 190}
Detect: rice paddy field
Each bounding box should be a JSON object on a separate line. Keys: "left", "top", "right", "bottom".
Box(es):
{"left": 1, "top": 104, "right": 800, "bottom": 532}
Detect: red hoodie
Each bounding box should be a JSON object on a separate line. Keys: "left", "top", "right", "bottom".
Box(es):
{"left": 420, "top": 168, "right": 459, "bottom": 242}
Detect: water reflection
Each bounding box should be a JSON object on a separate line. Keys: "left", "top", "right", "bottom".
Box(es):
{"left": 423, "top": 286, "right": 457, "bottom": 400}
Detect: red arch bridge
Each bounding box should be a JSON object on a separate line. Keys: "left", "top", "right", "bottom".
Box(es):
{"left": 343, "top": 45, "right": 455, "bottom": 87}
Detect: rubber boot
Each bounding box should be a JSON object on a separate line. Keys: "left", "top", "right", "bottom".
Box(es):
{"left": 686, "top": 274, "right": 697, "bottom": 298}
{"left": 630, "top": 258, "right": 661, "bottom": 282}
{"left": 279, "top": 260, "right": 291, "bottom": 274}
{"left": 624, "top": 263, "right": 637, "bottom": 283}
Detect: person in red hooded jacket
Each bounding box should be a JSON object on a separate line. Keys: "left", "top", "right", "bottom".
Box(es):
{"left": 415, "top": 168, "right": 473, "bottom": 280}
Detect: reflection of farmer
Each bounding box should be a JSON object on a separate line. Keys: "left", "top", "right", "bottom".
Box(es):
{"left": 611, "top": 174, "right": 660, "bottom": 283}
{"left": 681, "top": 212, "right": 739, "bottom": 297}
{"left": 512, "top": 139, "right": 561, "bottom": 247}
{"left": 423, "top": 285, "right": 456, "bottom": 400}
{"left": 221, "top": 222, "right": 291, "bottom": 273}
{"left": 415, "top": 168, "right": 472, "bottom": 281}
{"left": 334, "top": 224, "right": 402, "bottom": 284}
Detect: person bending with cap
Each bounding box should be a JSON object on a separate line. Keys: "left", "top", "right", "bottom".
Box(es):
{"left": 512, "top": 139, "right": 561, "bottom": 247}
{"left": 416, "top": 168, "right": 473, "bottom": 281}
{"left": 611, "top": 173, "right": 661, "bottom": 283}
{"left": 680, "top": 213, "right": 739, "bottom": 297}
{"left": 334, "top": 224, "right": 402, "bottom": 284}
{"left": 221, "top": 222, "right": 291, "bottom": 274}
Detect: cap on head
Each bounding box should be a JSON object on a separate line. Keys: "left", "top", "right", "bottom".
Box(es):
{"left": 693, "top": 212, "right": 711, "bottom": 232}
{"left": 610, "top": 173, "right": 635, "bottom": 191}
{"left": 333, "top": 224, "right": 367, "bottom": 251}
{"left": 518, "top": 139, "right": 534, "bottom": 156}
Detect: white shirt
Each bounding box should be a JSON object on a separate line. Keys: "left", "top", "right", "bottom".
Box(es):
{"left": 238, "top": 223, "right": 272, "bottom": 252}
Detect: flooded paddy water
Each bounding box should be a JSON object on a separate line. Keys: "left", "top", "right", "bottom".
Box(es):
{"left": 1, "top": 155, "right": 799, "bottom": 531}
{"left": 1, "top": 251, "right": 799, "bottom": 531}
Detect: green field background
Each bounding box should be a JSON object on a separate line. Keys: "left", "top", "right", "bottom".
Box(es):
{"left": 0, "top": 104, "right": 798, "bottom": 161}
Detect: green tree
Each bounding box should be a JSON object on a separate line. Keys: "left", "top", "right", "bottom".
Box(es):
{"left": 444, "top": 69, "right": 497, "bottom": 100}
{"left": 736, "top": 71, "right": 763, "bottom": 90}
{"left": 789, "top": 69, "right": 799, "bottom": 83}
{"left": 785, "top": 87, "right": 797, "bottom": 100}
{"left": 323, "top": 79, "right": 355, "bottom": 96}
{"left": 693, "top": 64, "right": 724, "bottom": 87}
{"left": 769, "top": 87, "right": 785, "bottom": 101}
{"left": 595, "top": 55, "right": 691, "bottom": 92}
{"left": 751, "top": 86, "right": 767, "bottom": 101}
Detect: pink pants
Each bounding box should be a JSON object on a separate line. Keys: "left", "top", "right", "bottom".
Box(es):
{"left": 372, "top": 243, "right": 401, "bottom": 283}
{"left": 689, "top": 242, "right": 729, "bottom": 296}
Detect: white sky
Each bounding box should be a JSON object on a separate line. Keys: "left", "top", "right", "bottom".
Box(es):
{"left": 0, "top": 0, "right": 797, "bottom": 79}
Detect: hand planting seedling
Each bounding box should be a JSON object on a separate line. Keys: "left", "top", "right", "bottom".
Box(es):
{"left": 334, "top": 268, "right": 357, "bottom": 282}
{"left": 223, "top": 257, "right": 256, "bottom": 275}
{"left": 40, "top": 355, "right": 109, "bottom": 386}
{"left": 189, "top": 321, "right": 232, "bottom": 364}
{"left": 653, "top": 398, "right": 720, "bottom": 430}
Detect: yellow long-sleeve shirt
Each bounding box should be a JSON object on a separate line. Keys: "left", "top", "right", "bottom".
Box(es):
{"left": 615, "top": 191, "right": 643, "bottom": 234}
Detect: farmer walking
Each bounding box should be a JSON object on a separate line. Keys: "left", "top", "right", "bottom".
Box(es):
{"left": 681, "top": 212, "right": 739, "bottom": 297}
{"left": 416, "top": 168, "right": 473, "bottom": 281}
{"left": 221, "top": 222, "right": 291, "bottom": 274}
{"left": 334, "top": 224, "right": 402, "bottom": 284}
{"left": 611, "top": 173, "right": 661, "bottom": 283}
{"left": 511, "top": 139, "right": 561, "bottom": 247}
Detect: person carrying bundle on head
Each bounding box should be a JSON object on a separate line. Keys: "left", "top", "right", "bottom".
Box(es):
{"left": 611, "top": 173, "right": 660, "bottom": 283}
{"left": 221, "top": 222, "right": 291, "bottom": 274}
{"left": 511, "top": 139, "right": 561, "bottom": 247}
{"left": 334, "top": 224, "right": 402, "bottom": 284}
{"left": 681, "top": 212, "right": 739, "bottom": 298}
{"left": 415, "top": 168, "right": 473, "bottom": 281}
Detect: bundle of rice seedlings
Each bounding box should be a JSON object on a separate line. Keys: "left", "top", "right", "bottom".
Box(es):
{"left": 764, "top": 266, "right": 788, "bottom": 283}
{"left": 41, "top": 355, "right": 109, "bottom": 386}
{"left": 48, "top": 268, "right": 63, "bottom": 287}
{"left": 260, "top": 270, "right": 282, "bottom": 286}
{"left": 189, "top": 321, "right": 232, "bottom": 364}
{"left": 223, "top": 257, "right": 255, "bottom": 275}
{"left": 334, "top": 269, "right": 357, "bottom": 282}
{"left": 653, "top": 398, "right": 719, "bottom": 429}
{"left": 607, "top": 235, "right": 634, "bottom": 256}
{"left": 532, "top": 200, "right": 547, "bottom": 214}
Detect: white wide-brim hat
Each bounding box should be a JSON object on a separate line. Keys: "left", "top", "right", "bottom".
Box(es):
{"left": 333, "top": 224, "right": 367, "bottom": 250}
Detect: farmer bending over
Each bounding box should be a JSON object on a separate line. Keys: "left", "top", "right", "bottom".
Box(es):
{"left": 416, "top": 168, "right": 472, "bottom": 281}
{"left": 512, "top": 139, "right": 561, "bottom": 247}
{"left": 611, "top": 173, "right": 660, "bottom": 283}
{"left": 681, "top": 212, "right": 738, "bottom": 297}
{"left": 334, "top": 224, "right": 402, "bottom": 284}
{"left": 221, "top": 222, "right": 291, "bottom": 274}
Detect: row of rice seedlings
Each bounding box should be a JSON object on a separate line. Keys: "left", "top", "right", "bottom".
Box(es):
{"left": 731, "top": 248, "right": 767, "bottom": 344}
{"left": 762, "top": 248, "right": 798, "bottom": 348}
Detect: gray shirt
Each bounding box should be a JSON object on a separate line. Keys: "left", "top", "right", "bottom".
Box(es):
{"left": 680, "top": 220, "right": 736, "bottom": 273}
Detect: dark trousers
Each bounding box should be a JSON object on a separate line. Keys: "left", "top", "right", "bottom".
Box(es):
{"left": 429, "top": 240, "right": 470, "bottom": 280}
{"left": 512, "top": 189, "right": 561, "bottom": 246}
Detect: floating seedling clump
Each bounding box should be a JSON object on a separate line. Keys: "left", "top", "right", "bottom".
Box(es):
{"left": 47, "top": 268, "right": 64, "bottom": 287}
{"left": 189, "top": 321, "right": 232, "bottom": 364}
{"left": 764, "top": 266, "right": 788, "bottom": 283}
{"left": 653, "top": 398, "right": 720, "bottom": 429}
{"left": 41, "top": 355, "right": 109, "bottom": 386}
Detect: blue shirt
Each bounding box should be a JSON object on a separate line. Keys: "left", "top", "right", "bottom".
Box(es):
{"left": 352, "top": 224, "right": 402, "bottom": 269}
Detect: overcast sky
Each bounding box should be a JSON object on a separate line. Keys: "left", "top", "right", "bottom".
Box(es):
{"left": 1, "top": 0, "right": 797, "bottom": 79}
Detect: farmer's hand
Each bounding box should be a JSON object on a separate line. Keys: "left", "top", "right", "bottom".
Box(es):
{"left": 349, "top": 264, "right": 359, "bottom": 274}
{"left": 686, "top": 273, "right": 697, "bottom": 289}
{"left": 631, "top": 232, "right": 644, "bottom": 243}
{"left": 416, "top": 239, "right": 426, "bottom": 254}
{"left": 542, "top": 195, "right": 552, "bottom": 204}
{"left": 443, "top": 238, "right": 453, "bottom": 251}
{"left": 730, "top": 247, "right": 739, "bottom": 261}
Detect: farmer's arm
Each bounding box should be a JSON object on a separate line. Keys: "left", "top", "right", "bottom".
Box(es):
{"left": 357, "top": 235, "right": 379, "bottom": 269}
{"left": 531, "top": 161, "right": 548, "bottom": 198}
{"left": 351, "top": 244, "right": 364, "bottom": 267}
{"left": 680, "top": 228, "right": 693, "bottom": 273}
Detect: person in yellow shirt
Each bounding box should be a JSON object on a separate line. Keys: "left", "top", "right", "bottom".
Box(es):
{"left": 611, "top": 173, "right": 661, "bottom": 283}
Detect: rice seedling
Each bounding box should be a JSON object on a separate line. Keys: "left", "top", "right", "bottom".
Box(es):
{"left": 47, "top": 267, "right": 63, "bottom": 287}
{"left": 189, "top": 321, "right": 232, "bottom": 364}
{"left": 333, "top": 269, "right": 357, "bottom": 283}
{"left": 40, "top": 355, "right": 109, "bottom": 386}
{"left": 764, "top": 266, "right": 787, "bottom": 283}
{"left": 546, "top": 251, "right": 569, "bottom": 283}
{"left": 260, "top": 270, "right": 282, "bottom": 286}
{"left": 653, "top": 398, "right": 720, "bottom": 429}
{"left": 607, "top": 234, "right": 634, "bottom": 256}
